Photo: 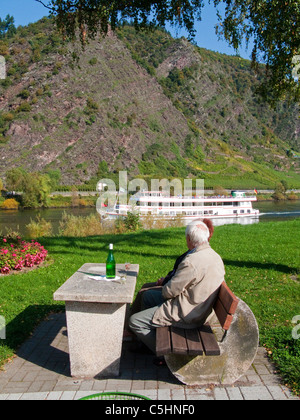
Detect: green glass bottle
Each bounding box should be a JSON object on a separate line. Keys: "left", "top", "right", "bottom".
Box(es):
{"left": 106, "top": 243, "right": 116, "bottom": 279}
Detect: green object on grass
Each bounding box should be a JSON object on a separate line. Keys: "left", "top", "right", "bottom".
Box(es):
{"left": 79, "top": 392, "right": 151, "bottom": 400}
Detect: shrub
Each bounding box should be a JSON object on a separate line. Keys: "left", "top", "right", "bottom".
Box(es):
{"left": 86, "top": 98, "right": 99, "bottom": 112}
{"left": 1, "top": 198, "right": 19, "bottom": 209}
{"left": 89, "top": 57, "right": 97, "bottom": 65}
{"left": 0, "top": 41, "right": 8, "bottom": 56}
{"left": 2, "top": 112, "right": 14, "bottom": 122}
{"left": 18, "top": 89, "right": 30, "bottom": 99}
{"left": 26, "top": 215, "right": 53, "bottom": 238}
{"left": 116, "top": 212, "right": 142, "bottom": 233}
{"left": 287, "top": 192, "right": 298, "bottom": 201}
{"left": 36, "top": 88, "right": 43, "bottom": 96}
{"left": 59, "top": 212, "right": 107, "bottom": 237}
{"left": 16, "top": 102, "right": 31, "bottom": 113}
{"left": 272, "top": 192, "right": 286, "bottom": 201}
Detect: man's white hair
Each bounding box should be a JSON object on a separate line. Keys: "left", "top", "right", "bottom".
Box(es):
{"left": 185, "top": 220, "right": 210, "bottom": 246}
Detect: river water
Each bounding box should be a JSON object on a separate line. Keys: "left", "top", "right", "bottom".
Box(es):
{"left": 0, "top": 201, "right": 299, "bottom": 237}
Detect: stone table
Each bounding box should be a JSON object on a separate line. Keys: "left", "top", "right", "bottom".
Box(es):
{"left": 53, "top": 263, "right": 139, "bottom": 379}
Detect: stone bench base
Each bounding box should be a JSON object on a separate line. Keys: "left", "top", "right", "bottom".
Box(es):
{"left": 164, "top": 299, "right": 259, "bottom": 385}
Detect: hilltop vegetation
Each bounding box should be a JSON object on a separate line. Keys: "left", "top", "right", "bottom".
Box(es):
{"left": 0, "top": 17, "right": 299, "bottom": 189}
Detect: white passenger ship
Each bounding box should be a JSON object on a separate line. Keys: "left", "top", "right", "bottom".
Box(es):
{"left": 100, "top": 190, "right": 260, "bottom": 220}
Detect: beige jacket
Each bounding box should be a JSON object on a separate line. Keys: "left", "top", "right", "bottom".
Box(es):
{"left": 152, "top": 243, "right": 225, "bottom": 328}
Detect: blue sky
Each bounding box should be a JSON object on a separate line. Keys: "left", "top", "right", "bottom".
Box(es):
{"left": 0, "top": 0, "right": 253, "bottom": 60}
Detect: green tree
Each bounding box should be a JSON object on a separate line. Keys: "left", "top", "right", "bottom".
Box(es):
{"left": 0, "top": 15, "right": 16, "bottom": 39}
{"left": 5, "top": 169, "right": 51, "bottom": 208}
{"left": 97, "top": 161, "right": 109, "bottom": 178}
{"left": 21, "top": 173, "right": 51, "bottom": 208}
{"left": 272, "top": 181, "right": 287, "bottom": 201}
{"left": 46, "top": 169, "right": 61, "bottom": 191}
{"left": 280, "top": 180, "right": 288, "bottom": 192}
{"left": 5, "top": 168, "right": 26, "bottom": 191}
{"left": 36, "top": 0, "right": 300, "bottom": 104}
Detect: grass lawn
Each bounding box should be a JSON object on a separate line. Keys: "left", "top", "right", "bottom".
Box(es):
{"left": 0, "top": 219, "right": 299, "bottom": 394}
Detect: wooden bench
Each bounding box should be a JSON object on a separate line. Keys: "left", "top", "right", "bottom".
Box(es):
{"left": 156, "top": 281, "right": 239, "bottom": 358}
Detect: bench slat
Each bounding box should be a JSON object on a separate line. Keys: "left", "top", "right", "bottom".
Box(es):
{"left": 170, "top": 327, "right": 188, "bottom": 355}
{"left": 217, "top": 282, "right": 239, "bottom": 315}
{"left": 199, "top": 325, "right": 221, "bottom": 356}
{"left": 156, "top": 327, "right": 171, "bottom": 357}
{"left": 213, "top": 282, "right": 239, "bottom": 331}
{"left": 185, "top": 328, "right": 204, "bottom": 355}
{"left": 214, "top": 298, "right": 234, "bottom": 331}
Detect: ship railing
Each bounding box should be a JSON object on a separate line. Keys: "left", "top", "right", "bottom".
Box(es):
{"left": 131, "top": 194, "right": 257, "bottom": 201}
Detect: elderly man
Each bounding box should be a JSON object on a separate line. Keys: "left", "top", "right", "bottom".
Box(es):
{"left": 129, "top": 220, "right": 225, "bottom": 355}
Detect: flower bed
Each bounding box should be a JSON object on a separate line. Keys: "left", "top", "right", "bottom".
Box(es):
{"left": 0, "top": 235, "right": 48, "bottom": 275}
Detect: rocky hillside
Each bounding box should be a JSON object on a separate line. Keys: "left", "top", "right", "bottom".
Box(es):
{"left": 0, "top": 18, "right": 299, "bottom": 188}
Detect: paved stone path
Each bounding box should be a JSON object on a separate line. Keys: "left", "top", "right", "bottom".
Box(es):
{"left": 0, "top": 313, "right": 298, "bottom": 400}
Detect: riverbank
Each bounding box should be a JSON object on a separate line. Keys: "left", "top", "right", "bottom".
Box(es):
{"left": 1, "top": 191, "right": 299, "bottom": 212}
{"left": 1, "top": 199, "right": 300, "bottom": 238}
{"left": 0, "top": 193, "right": 98, "bottom": 210}
{"left": 0, "top": 220, "right": 299, "bottom": 394}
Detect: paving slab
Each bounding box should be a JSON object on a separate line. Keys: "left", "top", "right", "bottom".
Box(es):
{"left": 0, "top": 313, "right": 298, "bottom": 401}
